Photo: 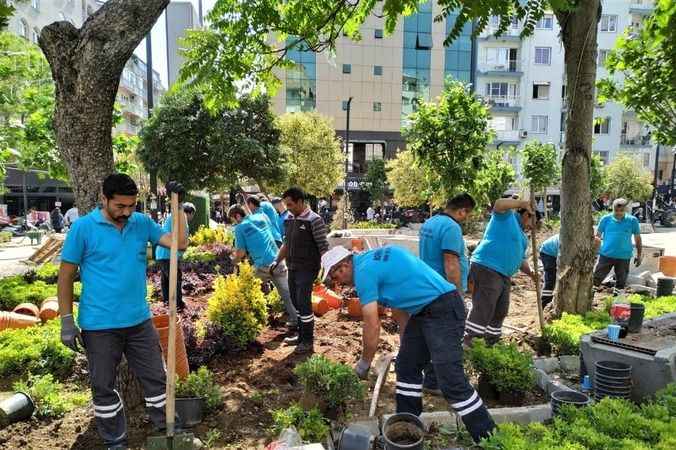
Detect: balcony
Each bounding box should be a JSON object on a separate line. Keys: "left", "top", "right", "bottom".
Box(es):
{"left": 483, "top": 95, "right": 521, "bottom": 112}
{"left": 620, "top": 133, "right": 652, "bottom": 147}
{"left": 477, "top": 61, "right": 522, "bottom": 77}
{"left": 479, "top": 26, "right": 521, "bottom": 41}
{"left": 493, "top": 130, "right": 521, "bottom": 143}
{"left": 629, "top": 0, "right": 654, "bottom": 15}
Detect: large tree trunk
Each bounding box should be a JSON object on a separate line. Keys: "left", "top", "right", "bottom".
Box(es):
{"left": 554, "top": 2, "right": 601, "bottom": 315}
{"left": 38, "top": 0, "right": 169, "bottom": 213}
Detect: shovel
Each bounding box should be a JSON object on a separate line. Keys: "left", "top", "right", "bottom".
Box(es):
{"left": 368, "top": 352, "right": 395, "bottom": 417}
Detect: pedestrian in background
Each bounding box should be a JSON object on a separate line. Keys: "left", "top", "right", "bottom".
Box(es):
{"left": 272, "top": 187, "right": 329, "bottom": 354}
{"left": 51, "top": 207, "right": 64, "bottom": 233}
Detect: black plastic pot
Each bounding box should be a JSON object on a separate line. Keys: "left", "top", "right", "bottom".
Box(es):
{"left": 595, "top": 361, "right": 632, "bottom": 378}
{"left": 656, "top": 278, "right": 675, "bottom": 297}
{"left": 0, "top": 392, "right": 34, "bottom": 428}
{"left": 550, "top": 390, "right": 591, "bottom": 416}
{"left": 595, "top": 374, "right": 631, "bottom": 387}
{"left": 627, "top": 303, "right": 645, "bottom": 333}
{"left": 382, "top": 413, "right": 424, "bottom": 450}
{"left": 175, "top": 397, "right": 205, "bottom": 428}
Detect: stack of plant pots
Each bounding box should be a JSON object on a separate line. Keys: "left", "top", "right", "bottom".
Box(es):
{"left": 594, "top": 360, "right": 632, "bottom": 401}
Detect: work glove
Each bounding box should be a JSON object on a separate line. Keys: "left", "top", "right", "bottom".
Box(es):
{"left": 60, "top": 314, "right": 84, "bottom": 353}
{"left": 165, "top": 181, "right": 186, "bottom": 199}
{"left": 354, "top": 358, "right": 371, "bottom": 380}
{"left": 269, "top": 261, "right": 279, "bottom": 277}
{"left": 634, "top": 254, "right": 643, "bottom": 267}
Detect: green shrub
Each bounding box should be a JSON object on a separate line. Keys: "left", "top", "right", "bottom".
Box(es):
{"left": 183, "top": 246, "right": 217, "bottom": 263}
{"left": 349, "top": 221, "right": 396, "bottom": 229}
{"left": 466, "top": 339, "right": 535, "bottom": 395}
{"left": 265, "top": 288, "right": 284, "bottom": 315}
{"left": 206, "top": 262, "right": 267, "bottom": 349}
{"left": 176, "top": 366, "right": 223, "bottom": 413}
{"left": 294, "top": 355, "right": 364, "bottom": 410}
{"left": 189, "top": 225, "right": 233, "bottom": 246}
{"left": 0, "top": 319, "right": 75, "bottom": 378}
{"left": 0, "top": 275, "right": 57, "bottom": 311}
{"left": 543, "top": 311, "right": 611, "bottom": 355}
{"left": 35, "top": 262, "right": 59, "bottom": 283}
{"left": 0, "top": 231, "right": 12, "bottom": 243}
{"left": 13, "top": 374, "right": 89, "bottom": 418}
{"left": 270, "top": 403, "right": 329, "bottom": 443}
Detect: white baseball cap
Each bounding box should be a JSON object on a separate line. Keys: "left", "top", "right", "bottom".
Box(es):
{"left": 321, "top": 246, "right": 352, "bottom": 281}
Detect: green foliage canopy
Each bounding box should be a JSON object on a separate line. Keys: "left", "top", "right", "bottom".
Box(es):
{"left": 385, "top": 149, "right": 445, "bottom": 209}
{"left": 363, "top": 159, "right": 388, "bottom": 206}
{"left": 472, "top": 149, "right": 516, "bottom": 208}
{"left": 605, "top": 154, "right": 653, "bottom": 202}
{"left": 522, "top": 140, "right": 560, "bottom": 191}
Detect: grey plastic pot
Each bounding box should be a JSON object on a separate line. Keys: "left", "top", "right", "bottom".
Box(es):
{"left": 551, "top": 390, "right": 591, "bottom": 416}
{"left": 382, "top": 413, "right": 424, "bottom": 450}
{"left": 175, "top": 397, "right": 205, "bottom": 428}
{"left": 0, "top": 392, "right": 34, "bottom": 428}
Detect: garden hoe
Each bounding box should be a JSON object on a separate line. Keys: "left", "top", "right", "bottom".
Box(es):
{"left": 146, "top": 192, "right": 194, "bottom": 450}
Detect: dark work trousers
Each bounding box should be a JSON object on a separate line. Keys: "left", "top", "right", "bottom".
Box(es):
{"left": 466, "top": 263, "right": 511, "bottom": 345}
{"left": 288, "top": 269, "right": 318, "bottom": 343}
{"left": 593, "top": 255, "right": 631, "bottom": 292}
{"left": 395, "top": 291, "right": 496, "bottom": 443}
{"left": 159, "top": 259, "right": 184, "bottom": 310}
{"left": 82, "top": 319, "right": 168, "bottom": 448}
{"left": 540, "top": 253, "right": 557, "bottom": 307}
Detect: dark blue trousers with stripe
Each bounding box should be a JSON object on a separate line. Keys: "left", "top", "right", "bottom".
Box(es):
{"left": 395, "top": 292, "right": 496, "bottom": 443}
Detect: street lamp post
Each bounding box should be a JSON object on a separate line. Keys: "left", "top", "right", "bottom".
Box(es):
{"left": 342, "top": 97, "right": 353, "bottom": 229}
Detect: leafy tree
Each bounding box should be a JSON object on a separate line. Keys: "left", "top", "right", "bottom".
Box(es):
{"left": 386, "top": 149, "right": 445, "bottom": 209}
{"left": 0, "top": 1, "right": 17, "bottom": 31}
{"left": 112, "top": 134, "right": 140, "bottom": 176}
{"left": 590, "top": 153, "right": 607, "bottom": 199}
{"left": 598, "top": 0, "right": 676, "bottom": 145}
{"left": 472, "top": 149, "right": 516, "bottom": 209}
{"left": 363, "top": 159, "right": 387, "bottom": 206}
{"left": 522, "top": 140, "right": 560, "bottom": 193}
{"left": 403, "top": 80, "right": 493, "bottom": 196}
{"left": 605, "top": 155, "right": 653, "bottom": 202}
{"left": 273, "top": 112, "right": 343, "bottom": 197}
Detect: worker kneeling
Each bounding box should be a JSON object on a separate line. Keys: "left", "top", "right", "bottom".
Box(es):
{"left": 321, "top": 245, "right": 496, "bottom": 443}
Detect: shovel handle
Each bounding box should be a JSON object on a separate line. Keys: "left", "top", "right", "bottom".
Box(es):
{"left": 166, "top": 193, "right": 180, "bottom": 437}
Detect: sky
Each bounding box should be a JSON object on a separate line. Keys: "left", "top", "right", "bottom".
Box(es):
{"left": 133, "top": 0, "right": 217, "bottom": 89}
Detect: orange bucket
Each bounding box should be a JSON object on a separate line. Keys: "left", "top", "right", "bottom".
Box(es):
{"left": 658, "top": 256, "right": 676, "bottom": 277}
{"left": 39, "top": 297, "right": 59, "bottom": 322}
{"left": 152, "top": 314, "right": 189, "bottom": 379}
{"left": 351, "top": 238, "right": 365, "bottom": 252}
{"left": 0, "top": 311, "right": 40, "bottom": 331}
{"left": 347, "top": 297, "right": 362, "bottom": 319}
{"left": 324, "top": 290, "right": 342, "bottom": 309}
{"left": 12, "top": 303, "right": 40, "bottom": 319}
{"left": 311, "top": 296, "right": 330, "bottom": 317}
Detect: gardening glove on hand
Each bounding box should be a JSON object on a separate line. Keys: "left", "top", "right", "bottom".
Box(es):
{"left": 634, "top": 254, "right": 643, "bottom": 267}
{"left": 60, "top": 314, "right": 83, "bottom": 353}
{"left": 165, "top": 181, "right": 186, "bottom": 200}
{"left": 354, "top": 359, "right": 370, "bottom": 380}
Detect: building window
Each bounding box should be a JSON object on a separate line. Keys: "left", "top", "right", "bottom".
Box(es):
{"left": 373, "top": 102, "right": 382, "bottom": 112}
{"left": 594, "top": 117, "right": 611, "bottom": 134}
{"left": 31, "top": 27, "right": 39, "bottom": 44}
{"left": 600, "top": 15, "right": 618, "bottom": 32}
{"left": 598, "top": 49, "right": 610, "bottom": 67}
{"left": 31, "top": 0, "right": 39, "bottom": 11}
{"left": 342, "top": 100, "right": 349, "bottom": 111}
{"left": 402, "top": 1, "right": 433, "bottom": 123}
{"left": 18, "top": 19, "right": 28, "bottom": 39}
{"left": 531, "top": 115, "right": 549, "bottom": 134}
{"left": 444, "top": 12, "right": 473, "bottom": 84}
{"left": 286, "top": 39, "right": 316, "bottom": 113}
{"left": 342, "top": 64, "right": 351, "bottom": 74}
{"left": 373, "top": 65, "right": 383, "bottom": 76}
{"left": 536, "top": 14, "right": 553, "bottom": 29}
{"left": 374, "top": 29, "right": 383, "bottom": 39}
{"left": 532, "top": 82, "right": 550, "bottom": 100}
{"left": 534, "top": 47, "right": 552, "bottom": 65}
{"left": 416, "top": 33, "right": 433, "bottom": 49}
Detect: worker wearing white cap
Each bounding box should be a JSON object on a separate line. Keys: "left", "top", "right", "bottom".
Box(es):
{"left": 321, "top": 245, "right": 495, "bottom": 443}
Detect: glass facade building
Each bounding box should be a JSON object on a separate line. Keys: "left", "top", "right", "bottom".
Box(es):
{"left": 401, "top": 0, "right": 433, "bottom": 123}
{"left": 286, "top": 41, "right": 316, "bottom": 112}
{"left": 444, "top": 12, "right": 473, "bottom": 83}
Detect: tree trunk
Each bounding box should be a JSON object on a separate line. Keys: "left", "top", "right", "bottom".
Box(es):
{"left": 554, "top": 2, "right": 601, "bottom": 315}
{"left": 38, "top": 0, "right": 170, "bottom": 214}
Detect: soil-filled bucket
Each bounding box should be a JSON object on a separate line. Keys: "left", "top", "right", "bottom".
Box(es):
{"left": 175, "top": 397, "right": 205, "bottom": 428}
{"left": 658, "top": 256, "right": 676, "bottom": 277}
{"left": 656, "top": 278, "right": 675, "bottom": 297}
{"left": 550, "top": 390, "right": 591, "bottom": 416}
{"left": 0, "top": 392, "right": 34, "bottom": 428}
{"left": 0, "top": 311, "right": 40, "bottom": 331}
{"left": 12, "top": 302, "right": 40, "bottom": 319}
{"left": 595, "top": 361, "right": 631, "bottom": 378}
{"left": 39, "top": 297, "right": 59, "bottom": 322}
{"left": 311, "top": 297, "right": 330, "bottom": 317}
{"left": 382, "top": 413, "right": 425, "bottom": 450}
{"left": 627, "top": 303, "right": 645, "bottom": 333}
{"left": 152, "top": 314, "right": 189, "bottom": 379}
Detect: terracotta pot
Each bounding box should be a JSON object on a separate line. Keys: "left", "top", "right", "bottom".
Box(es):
{"left": 12, "top": 303, "right": 40, "bottom": 319}
{"left": 39, "top": 297, "right": 59, "bottom": 322}
{"left": 324, "top": 290, "right": 343, "bottom": 310}
{"left": 311, "top": 296, "right": 330, "bottom": 317}
{"left": 347, "top": 298, "right": 362, "bottom": 319}
{"left": 0, "top": 312, "right": 40, "bottom": 331}
{"left": 351, "top": 238, "right": 365, "bottom": 252}
{"left": 152, "top": 314, "right": 190, "bottom": 379}
{"left": 658, "top": 256, "right": 676, "bottom": 277}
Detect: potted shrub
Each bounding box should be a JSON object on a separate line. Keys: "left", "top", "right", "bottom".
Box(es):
{"left": 466, "top": 339, "right": 536, "bottom": 405}
{"left": 175, "top": 366, "right": 223, "bottom": 427}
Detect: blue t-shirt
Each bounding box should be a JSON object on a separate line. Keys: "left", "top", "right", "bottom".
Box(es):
{"left": 419, "top": 213, "right": 468, "bottom": 293}
{"left": 234, "top": 212, "right": 278, "bottom": 268}
{"left": 61, "top": 208, "right": 164, "bottom": 330}
{"left": 539, "top": 234, "right": 560, "bottom": 257}
{"left": 155, "top": 214, "right": 189, "bottom": 260}
{"left": 258, "top": 201, "right": 282, "bottom": 242}
{"left": 278, "top": 210, "right": 290, "bottom": 239}
{"left": 354, "top": 246, "right": 456, "bottom": 315}
{"left": 471, "top": 210, "right": 528, "bottom": 277}
{"left": 598, "top": 213, "right": 640, "bottom": 260}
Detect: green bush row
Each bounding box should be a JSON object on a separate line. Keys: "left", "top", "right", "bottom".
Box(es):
{"left": 480, "top": 383, "right": 676, "bottom": 449}
{"left": 349, "top": 221, "right": 397, "bottom": 229}
{"left": 466, "top": 339, "right": 535, "bottom": 395}
{"left": 0, "top": 276, "right": 57, "bottom": 311}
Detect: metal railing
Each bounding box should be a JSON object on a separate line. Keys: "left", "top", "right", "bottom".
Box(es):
{"left": 477, "top": 61, "right": 521, "bottom": 73}
{"left": 483, "top": 95, "right": 521, "bottom": 108}
{"left": 620, "top": 134, "right": 651, "bottom": 146}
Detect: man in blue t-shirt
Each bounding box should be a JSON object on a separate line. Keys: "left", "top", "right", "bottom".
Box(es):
{"left": 593, "top": 198, "right": 642, "bottom": 292}
{"left": 246, "top": 194, "right": 283, "bottom": 246}
{"left": 58, "top": 175, "right": 187, "bottom": 449}
{"left": 271, "top": 196, "right": 291, "bottom": 240}
{"left": 228, "top": 204, "right": 298, "bottom": 330}
{"left": 539, "top": 233, "right": 560, "bottom": 307}
{"left": 467, "top": 197, "right": 537, "bottom": 345}
{"left": 155, "top": 202, "right": 195, "bottom": 311}
{"left": 321, "top": 245, "right": 496, "bottom": 444}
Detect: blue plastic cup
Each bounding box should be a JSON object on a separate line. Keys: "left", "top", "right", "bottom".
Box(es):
{"left": 607, "top": 324, "right": 621, "bottom": 341}
{"left": 581, "top": 375, "right": 592, "bottom": 391}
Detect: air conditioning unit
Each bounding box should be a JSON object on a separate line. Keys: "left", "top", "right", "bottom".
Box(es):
{"left": 520, "top": 130, "right": 528, "bottom": 139}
